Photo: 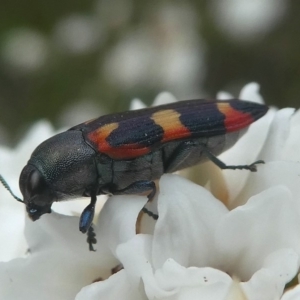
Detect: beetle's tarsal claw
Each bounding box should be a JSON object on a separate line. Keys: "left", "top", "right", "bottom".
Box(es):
{"left": 87, "top": 226, "right": 97, "bottom": 251}
{"left": 248, "top": 160, "right": 265, "bottom": 172}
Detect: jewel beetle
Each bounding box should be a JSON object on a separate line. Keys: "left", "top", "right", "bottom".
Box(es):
{"left": 0, "top": 99, "right": 268, "bottom": 251}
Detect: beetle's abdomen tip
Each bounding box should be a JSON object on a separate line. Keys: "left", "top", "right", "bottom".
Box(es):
{"left": 217, "top": 100, "right": 268, "bottom": 132}
{"left": 229, "top": 99, "right": 269, "bottom": 120}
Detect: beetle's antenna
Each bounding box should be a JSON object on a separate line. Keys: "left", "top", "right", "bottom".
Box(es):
{"left": 0, "top": 174, "right": 24, "bottom": 203}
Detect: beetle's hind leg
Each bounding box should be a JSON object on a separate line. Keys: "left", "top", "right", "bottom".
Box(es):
{"left": 201, "top": 146, "right": 264, "bottom": 172}
{"left": 164, "top": 140, "right": 264, "bottom": 172}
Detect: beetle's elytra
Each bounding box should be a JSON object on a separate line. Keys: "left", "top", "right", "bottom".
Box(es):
{"left": 0, "top": 99, "right": 268, "bottom": 250}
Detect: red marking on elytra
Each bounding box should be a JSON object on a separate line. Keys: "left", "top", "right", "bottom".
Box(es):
{"left": 151, "top": 109, "right": 191, "bottom": 142}
{"left": 217, "top": 103, "right": 254, "bottom": 132}
{"left": 88, "top": 123, "right": 150, "bottom": 160}
{"left": 104, "top": 144, "right": 150, "bottom": 160}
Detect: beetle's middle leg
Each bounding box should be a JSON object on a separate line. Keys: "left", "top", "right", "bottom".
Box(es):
{"left": 106, "top": 181, "right": 158, "bottom": 220}
{"left": 78, "top": 181, "right": 157, "bottom": 251}
{"left": 164, "top": 141, "right": 198, "bottom": 173}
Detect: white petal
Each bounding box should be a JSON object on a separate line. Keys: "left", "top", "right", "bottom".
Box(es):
{"left": 177, "top": 285, "right": 230, "bottom": 300}
{"left": 262, "top": 249, "right": 299, "bottom": 284}
{"left": 239, "top": 82, "right": 264, "bottom": 104}
{"left": 0, "top": 184, "right": 148, "bottom": 299}
{"left": 284, "top": 109, "right": 300, "bottom": 161}
{"left": 214, "top": 186, "right": 300, "bottom": 279}
{"left": 97, "top": 194, "right": 147, "bottom": 256}
{"left": 242, "top": 268, "right": 282, "bottom": 300}
{"left": 0, "top": 195, "right": 26, "bottom": 261}
{"left": 242, "top": 249, "right": 299, "bottom": 300}
{"left": 115, "top": 177, "right": 300, "bottom": 300}
{"left": 155, "top": 259, "right": 231, "bottom": 298}
{"left": 281, "top": 285, "right": 300, "bottom": 300}
{"left": 212, "top": 84, "right": 274, "bottom": 204}
{"left": 225, "top": 279, "right": 248, "bottom": 300}
{"left": 51, "top": 195, "right": 106, "bottom": 219}
{"left": 218, "top": 108, "right": 275, "bottom": 206}
{"left": 139, "top": 192, "right": 158, "bottom": 234}
{"left": 233, "top": 161, "right": 300, "bottom": 208}
{"left": 117, "top": 235, "right": 157, "bottom": 291}
{"left": 117, "top": 235, "right": 232, "bottom": 300}
{"left": 118, "top": 234, "right": 179, "bottom": 299}
{"left": 75, "top": 270, "right": 146, "bottom": 300}
{"left": 130, "top": 98, "right": 147, "bottom": 110}
{"left": 0, "top": 121, "right": 58, "bottom": 261}
{"left": 258, "top": 108, "right": 295, "bottom": 161}
{"left": 152, "top": 92, "right": 178, "bottom": 106}
{"left": 152, "top": 174, "right": 228, "bottom": 269}
{"left": 216, "top": 91, "right": 233, "bottom": 100}
{"left": 0, "top": 213, "right": 114, "bottom": 300}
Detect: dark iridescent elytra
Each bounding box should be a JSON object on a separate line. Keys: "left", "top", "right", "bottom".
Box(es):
{"left": 70, "top": 99, "right": 268, "bottom": 160}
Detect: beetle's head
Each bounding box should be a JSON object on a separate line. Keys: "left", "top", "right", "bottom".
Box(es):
{"left": 1, "top": 131, "right": 98, "bottom": 222}
{"left": 19, "top": 164, "right": 54, "bottom": 221}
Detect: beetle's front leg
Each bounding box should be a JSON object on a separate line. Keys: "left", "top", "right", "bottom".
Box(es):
{"left": 79, "top": 192, "right": 98, "bottom": 251}
{"left": 106, "top": 180, "right": 158, "bottom": 220}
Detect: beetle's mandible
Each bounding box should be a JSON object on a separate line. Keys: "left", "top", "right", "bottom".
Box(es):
{"left": 0, "top": 99, "right": 268, "bottom": 250}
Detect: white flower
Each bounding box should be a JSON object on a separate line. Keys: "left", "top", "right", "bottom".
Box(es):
{"left": 0, "top": 194, "right": 146, "bottom": 299}
{"left": 0, "top": 121, "right": 56, "bottom": 261}
{"left": 76, "top": 175, "right": 300, "bottom": 300}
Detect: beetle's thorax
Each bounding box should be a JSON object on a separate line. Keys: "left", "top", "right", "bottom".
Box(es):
{"left": 28, "top": 130, "right": 98, "bottom": 199}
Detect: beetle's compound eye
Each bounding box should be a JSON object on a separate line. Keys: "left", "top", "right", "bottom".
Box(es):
{"left": 27, "top": 169, "right": 39, "bottom": 194}
{"left": 19, "top": 164, "right": 53, "bottom": 221}
{"left": 27, "top": 169, "right": 44, "bottom": 196}
{"left": 19, "top": 164, "right": 46, "bottom": 200}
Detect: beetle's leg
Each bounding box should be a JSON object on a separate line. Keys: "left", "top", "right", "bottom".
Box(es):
{"left": 79, "top": 192, "right": 98, "bottom": 251}
{"left": 79, "top": 192, "right": 97, "bottom": 234}
{"left": 201, "top": 146, "right": 265, "bottom": 172}
{"left": 141, "top": 206, "right": 159, "bottom": 220}
{"left": 109, "top": 180, "right": 156, "bottom": 198}
{"left": 164, "top": 141, "right": 196, "bottom": 173}
{"left": 108, "top": 180, "right": 158, "bottom": 220}
{"left": 87, "top": 225, "right": 97, "bottom": 252}
{"left": 165, "top": 140, "right": 264, "bottom": 172}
